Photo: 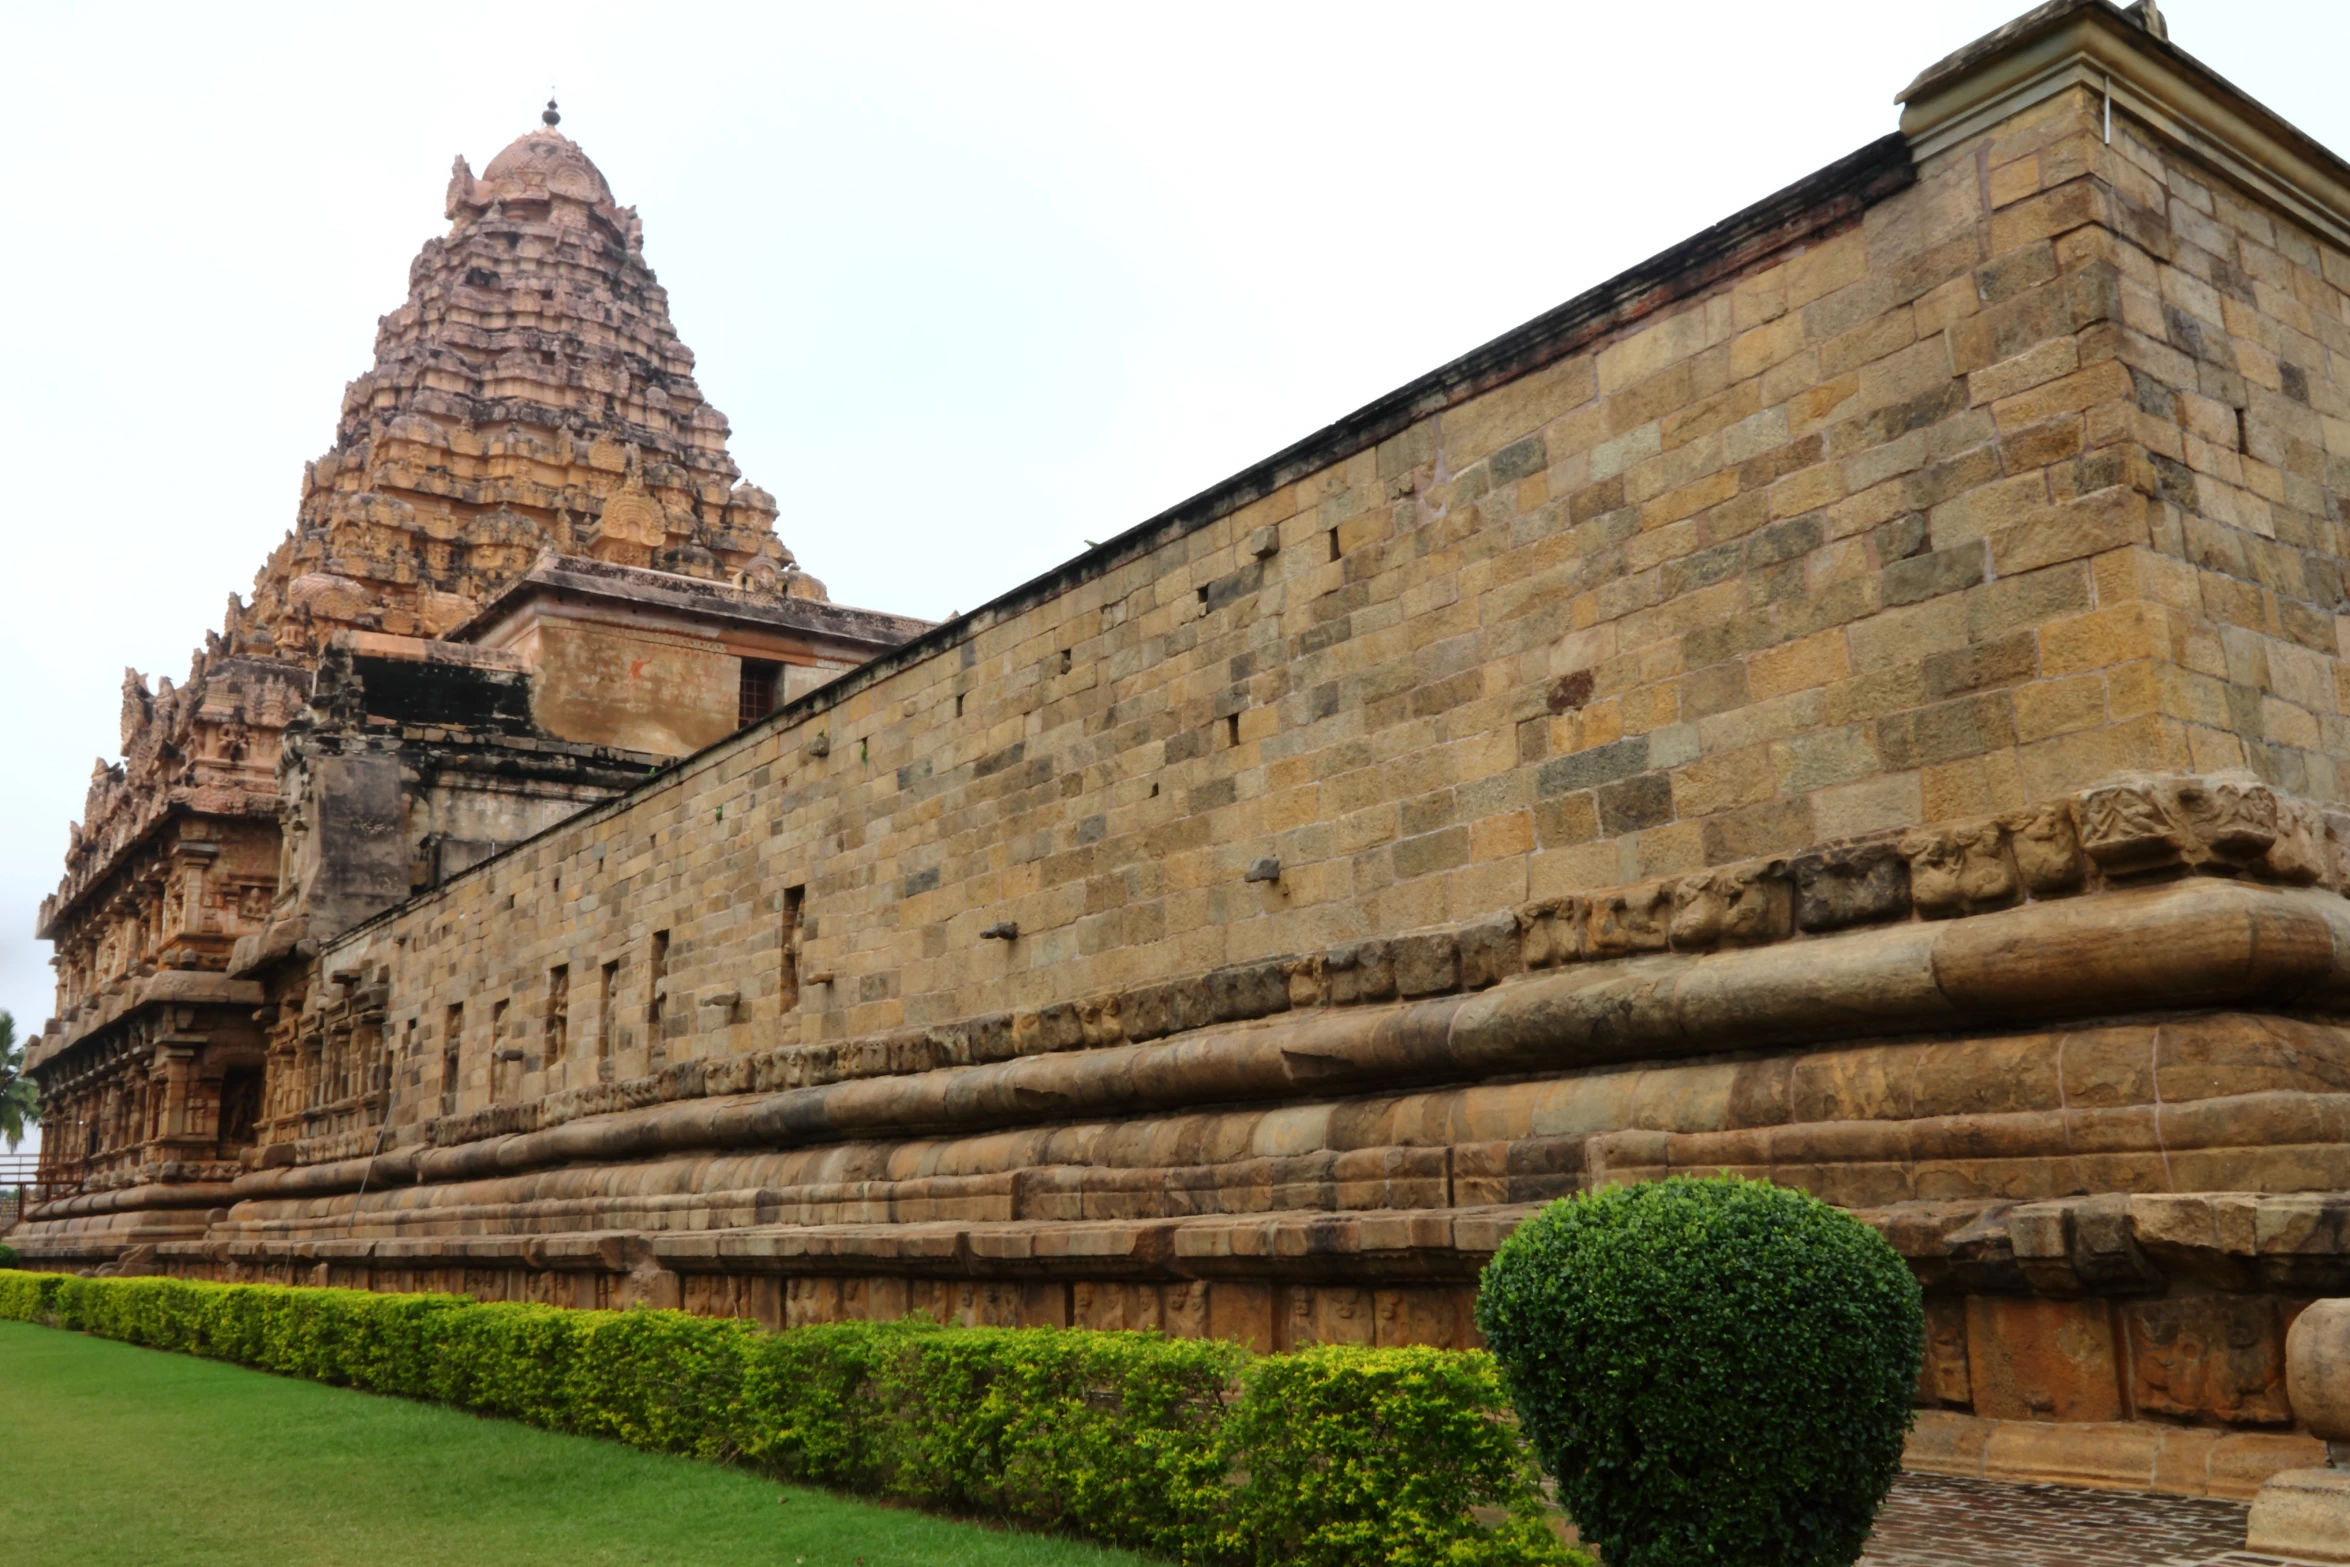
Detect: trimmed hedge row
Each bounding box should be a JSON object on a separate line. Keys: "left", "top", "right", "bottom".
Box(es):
{"left": 0, "top": 1272, "right": 1584, "bottom": 1566}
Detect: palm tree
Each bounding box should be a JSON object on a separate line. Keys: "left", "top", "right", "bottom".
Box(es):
{"left": 0, "top": 1011, "right": 37, "bottom": 1152}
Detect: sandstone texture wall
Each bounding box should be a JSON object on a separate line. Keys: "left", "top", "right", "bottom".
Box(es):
{"left": 528, "top": 619, "right": 744, "bottom": 755}
{"left": 265, "top": 63, "right": 2350, "bottom": 1113}
{"left": 22, "top": 0, "right": 2350, "bottom": 1500}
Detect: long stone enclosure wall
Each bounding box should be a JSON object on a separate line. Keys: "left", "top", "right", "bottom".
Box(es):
{"left": 144, "top": 66, "right": 2350, "bottom": 1492}
{"left": 329, "top": 81, "right": 2348, "bottom": 1139}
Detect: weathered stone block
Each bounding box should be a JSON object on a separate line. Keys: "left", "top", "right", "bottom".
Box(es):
{"left": 1899, "top": 819, "right": 2019, "bottom": 917}
{"left": 1669, "top": 860, "right": 1791, "bottom": 950}
{"left": 1455, "top": 913, "right": 1522, "bottom": 989}
{"left": 2247, "top": 1467, "right": 2350, "bottom": 1562}
{"left": 1587, "top": 881, "right": 1671, "bottom": 956}
{"left": 2266, "top": 798, "right": 2330, "bottom": 885}
{"left": 1516, "top": 898, "right": 1582, "bottom": 968}
{"left": 1325, "top": 941, "right": 1396, "bottom": 1005}
{"left": 1966, "top": 1295, "right": 2125, "bottom": 1423}
{"left": 2124, "top": 1295, "right": 2290, "bottom": 1425}
{"left": 2079, "top": 776, "right": 2199, "bottom": 875}
{"left": 1921, "top": 1295, "right": 1973, "bottom": 1407}
{"left": 2178, "top": 776, "right": 2280, "bottom": 861}
{"left": 1999, "top": 800, "right": 2086, "bottom": 894}
{"left": 1120, "top": 985, "right": 1175, "bottom": 1042}
{"left": 1392, "top": 932, "right": 1460, "bottom": 998}
{"left": 1208, "top": 960, "right": 1293, "bottom": 1023}
{"left": 1792, "top": 841, "right": 1911, "bottom": 931}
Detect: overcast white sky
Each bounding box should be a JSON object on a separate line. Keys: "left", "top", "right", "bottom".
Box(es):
{"left": 1, "top": 2, "right": 2343, "bottom": 1157}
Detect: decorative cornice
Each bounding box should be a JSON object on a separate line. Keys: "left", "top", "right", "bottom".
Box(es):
{"left": 449, "top": 553, "right": 932, "bottom": 654}
{"left": 27, "top": 971, "right": 267, "bottom": 1077}
{"left": 1898, "top": 0, "right": 2350, "bottom": 248}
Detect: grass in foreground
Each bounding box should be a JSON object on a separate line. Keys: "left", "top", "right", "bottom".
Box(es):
{"left": 0, "top": 1319, "right": 1150, "bottom": 1567}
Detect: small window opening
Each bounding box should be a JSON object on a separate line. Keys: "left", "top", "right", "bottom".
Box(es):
{"left": 1059, "top": 648, "right": 1073, "bottom": 675}
{"left": 780, "top": 886, "right": 806, "bottom": 1013}
{"left": 545, "top": 964, "right": 570, "bottom": 1067}
{"left": 1226, "top": 712, "right": 1241, "bottom": 747}
{"left": 598, "top": 960, "right": 619, "bottom": 1060}
{"left": 955, "top": 692, "right": 964, "bottom": 718}
{"left": 441, "top": 1004, "right": 463, "bottom": 1112}
{"left": 489, "top": 999, "right": 511, "bottom": 1101}
{"left": 1326, "top": 529, "right": 1341, "bottom": 562}
{"left": 740, "top": 659, "right": 782, "bottom": 726}
{"left": 648, "top": 930, "right": 671, "bottom": 1029}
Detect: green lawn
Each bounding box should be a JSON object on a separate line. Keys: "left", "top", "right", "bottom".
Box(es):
{"left": 0, "top": 1320, "right": 1151, "bottom": 1567}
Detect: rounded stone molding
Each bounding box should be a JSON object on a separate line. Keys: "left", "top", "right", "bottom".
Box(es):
{"left": 2289, "top": 1299, "right": 2350, "bottom": 1443}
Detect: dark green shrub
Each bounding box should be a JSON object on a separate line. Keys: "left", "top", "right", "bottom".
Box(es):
{"left": 0, "top": 1240, "right": 19, "bottom": 1268}
{"left": 1476, "top": 1177, "right": 1924, "bottom": 1567}
{"left": 1217, "top": 1343, "right": 1587, "bottom": 1567}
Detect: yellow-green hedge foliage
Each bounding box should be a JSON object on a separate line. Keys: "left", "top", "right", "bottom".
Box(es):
{"left": 0, "top": 1271, "right": 1586, "bottom": 1567}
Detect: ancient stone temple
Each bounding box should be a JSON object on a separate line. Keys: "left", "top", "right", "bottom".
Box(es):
{"left": 19, "top": 0, "right": 2350, "bottom": 1500}
{"left": 24, "top": 105, "right": 926, "bottom": 1248}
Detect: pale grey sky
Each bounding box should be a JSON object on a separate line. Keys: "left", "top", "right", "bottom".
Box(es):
{"left": 1, "top": 2, "right": 2343, "bottom": 1158}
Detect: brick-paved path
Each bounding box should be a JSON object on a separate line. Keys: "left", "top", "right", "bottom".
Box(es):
{"left": 1857, "top": 1472, "right": 2286, "bottom": 1567}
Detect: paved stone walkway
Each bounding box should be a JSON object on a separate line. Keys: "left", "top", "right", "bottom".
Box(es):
{"left": 1857, "top": 1473, "right": 2286, "bottom": 1567}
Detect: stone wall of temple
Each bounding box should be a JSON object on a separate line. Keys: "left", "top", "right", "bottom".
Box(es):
{"left": 22, "top": 107, "right": 915, "bottom": 1214}
{"left": 224, "top": 67, "right": 2350, "bottom": 1099}
{"left": 19, "top": 0, "right": 2350, "bottom": 1500}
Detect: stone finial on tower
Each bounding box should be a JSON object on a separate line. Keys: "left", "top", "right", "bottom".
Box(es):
{"left": 543, "top": 96, "right": 561, "bottom": 127}
{"left": 118, "top": 669, "right": 151, "bottom": 751}
{"left": 444, "top": 155, "right": 478, "bottom": 221}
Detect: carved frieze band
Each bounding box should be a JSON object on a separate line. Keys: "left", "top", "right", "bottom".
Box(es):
{"left": 289, "top": 769, "right": 2343, "bottom": 1168}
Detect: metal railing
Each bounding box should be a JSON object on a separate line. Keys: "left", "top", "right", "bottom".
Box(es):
{"left": 0, "top": 1154, "right": 82, "bottom": 1227}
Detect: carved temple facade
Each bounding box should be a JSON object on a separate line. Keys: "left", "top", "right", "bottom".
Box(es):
{"left": 20, "top": 1, "right": 2350, "bottom": 1498}
{"left": 24, "top": 106, "right": 926, "bottom": 1236}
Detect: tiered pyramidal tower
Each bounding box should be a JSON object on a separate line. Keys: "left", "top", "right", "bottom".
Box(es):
{"left": 236, "top": 101, "right": 817, "bottom": 662}
{"left": 50, "top": 104, "right": 827, "bottom": 965}
{"left": 34, "top": 107, "right": 892, "bottom": 1208}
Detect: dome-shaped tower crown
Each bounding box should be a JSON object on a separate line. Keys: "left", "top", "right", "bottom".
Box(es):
{"left": 478, "top": 127, "right": 614, "bottom": 205}
{"left": 445, "top": 105, "right": 622, "bottom": 228}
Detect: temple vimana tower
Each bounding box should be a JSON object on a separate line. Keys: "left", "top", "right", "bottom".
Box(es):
{"left": 21, "top": 0, "right": 2350, "bottom": 1497}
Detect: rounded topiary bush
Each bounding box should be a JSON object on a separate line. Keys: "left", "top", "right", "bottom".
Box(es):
{"left": 1475, "top": 1176, "right": 1924, "bottom": 1567}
